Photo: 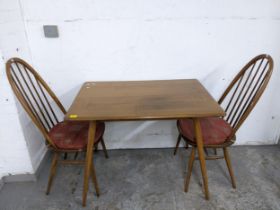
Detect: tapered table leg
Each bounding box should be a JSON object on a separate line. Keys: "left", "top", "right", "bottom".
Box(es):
{"left": 194, "top": 118, "right": 210, "bottom": 200}
{"left": 82, "top": 121, "right": 97, "bottom": 206}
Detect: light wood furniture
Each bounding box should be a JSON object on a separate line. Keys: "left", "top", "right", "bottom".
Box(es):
{"left": 66, "top": 79, "right": 225, "bottom": 205}
{"left": 6, "top": 58, "right": 108, "bottom": 198}
{"left": 173, "top": 54, "right": 274, "bottom": 193}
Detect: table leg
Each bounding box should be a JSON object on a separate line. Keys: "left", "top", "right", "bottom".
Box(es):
{"left": 82, "top": 121, "right": 97, "bottom": 206}
{"left": 194, "top": 118, "right": 210, "bottom": 200}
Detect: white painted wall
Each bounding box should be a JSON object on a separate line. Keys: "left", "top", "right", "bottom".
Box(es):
{"left": 1, "top": 0, "right": 280, "bottom": 178}
{"left": 0, "top": 54, "right": 34, "bottom": 179}
{"left": 0, "top": 0, "right": 34, "bottom": 179}
{"left": 20, "top": 0, "right": 280, "bottom": 148}
{"left": 0, "top": 0, "right": 46, "bottom": 179}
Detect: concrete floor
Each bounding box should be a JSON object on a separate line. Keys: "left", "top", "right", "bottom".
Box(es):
{"left": 0, "top": 146, "right": 280, "bottom": 210}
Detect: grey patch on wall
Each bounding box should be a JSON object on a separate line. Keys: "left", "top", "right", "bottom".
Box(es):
{"left": 43, "top": 25, "right": 59, "bottom": 38}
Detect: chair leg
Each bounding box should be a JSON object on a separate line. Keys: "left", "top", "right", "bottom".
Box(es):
{"left": 223, "top": 147, "right": 236, "bottom": 189}
{"left": 204, "top": 148, "right": 209, "bottom": 156}
{"left": 46, "top": 152, "right": 59, "bottom": 195}
{"left": 63, "top": 152, "right": 68, "bottom": 160}
{"left": 90, "top": 161, "right": 100, "bottom": 196}
{"left": 100, "top": 138, "right": 109, "bottom": 158}
{"left": 185, "top": 141, "right": 189, "bottom": 150}
{"left": 184, "top": 147, "right": 196, "bottom": 192}
{"left": 174, "top": 134, "right": 182, "bottom": 155}
{"left": 213, "top": 148, "right": 217, "bottom": 155}
{"left": 74, "top": 152, "right": 79, "bottom": 160}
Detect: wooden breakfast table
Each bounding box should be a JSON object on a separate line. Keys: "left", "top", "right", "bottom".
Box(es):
{"left": 65, "top": 79, "right": 225, "bottom": 206}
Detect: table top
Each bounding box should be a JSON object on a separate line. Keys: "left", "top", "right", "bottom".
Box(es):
{"left": 65, "top": 79, "right": 225, "bottom": 121}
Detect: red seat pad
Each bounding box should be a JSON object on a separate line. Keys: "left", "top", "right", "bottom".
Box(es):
{"left": 178, "top": 118, "right": 233, "bottom": 145}
{"left": 49, "top": 121, "right": 105, "bottom": 150}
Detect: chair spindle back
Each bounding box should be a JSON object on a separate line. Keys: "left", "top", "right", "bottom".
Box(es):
{"left": 218, "top": 54, "right": 273, "bottom": 135}
{"left": 6, "top": 58, "right": 66, "bottom": 147}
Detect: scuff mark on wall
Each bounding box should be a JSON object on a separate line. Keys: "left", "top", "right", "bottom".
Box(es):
{"left": 64, "top": 18, "right": 83, "bottom": 22}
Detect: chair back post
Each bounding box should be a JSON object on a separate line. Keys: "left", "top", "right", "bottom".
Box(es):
{"left": 218, "top": 54, "right": 274, "bottom": 138}
{"left": 6, "top": 57, "right": 67, "bottom": 148}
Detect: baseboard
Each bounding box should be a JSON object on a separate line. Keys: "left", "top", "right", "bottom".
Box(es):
{"left": 2, "top": 173, "right": 36, "bottom": 183}
{"left": 0, "top": 178, "right": 4, "bottom": 191}
{"left": 0, "top": 150, "right": 51, "bottom": 192}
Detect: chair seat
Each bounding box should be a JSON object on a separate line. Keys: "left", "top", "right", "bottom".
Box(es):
{"left": 49, "top": 121, "right": 105, "bottom": 150}
{"left": 178, "top": 118, "right": 233, "bottom": 145}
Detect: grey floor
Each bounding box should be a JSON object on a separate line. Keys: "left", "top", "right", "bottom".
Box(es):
{"left": 0, "top": 146, "right": 280, "bottom": 210}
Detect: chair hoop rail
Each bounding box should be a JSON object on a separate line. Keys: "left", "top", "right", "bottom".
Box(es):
{"left": 6, "top": 57, "right": 67, "bottom": 149}
{"left": 176, "top": 54, "right": 273, "bottom": 148}
{"left": 218, "top": 54, "right": 273, "bottom": 139}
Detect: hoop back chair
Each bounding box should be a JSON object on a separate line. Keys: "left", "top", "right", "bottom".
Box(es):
{"left": 6, "top": 57, "right": 109, "bottom": 196}
{"left": 173, "top": 54, "right": 273, "bottom": 192}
